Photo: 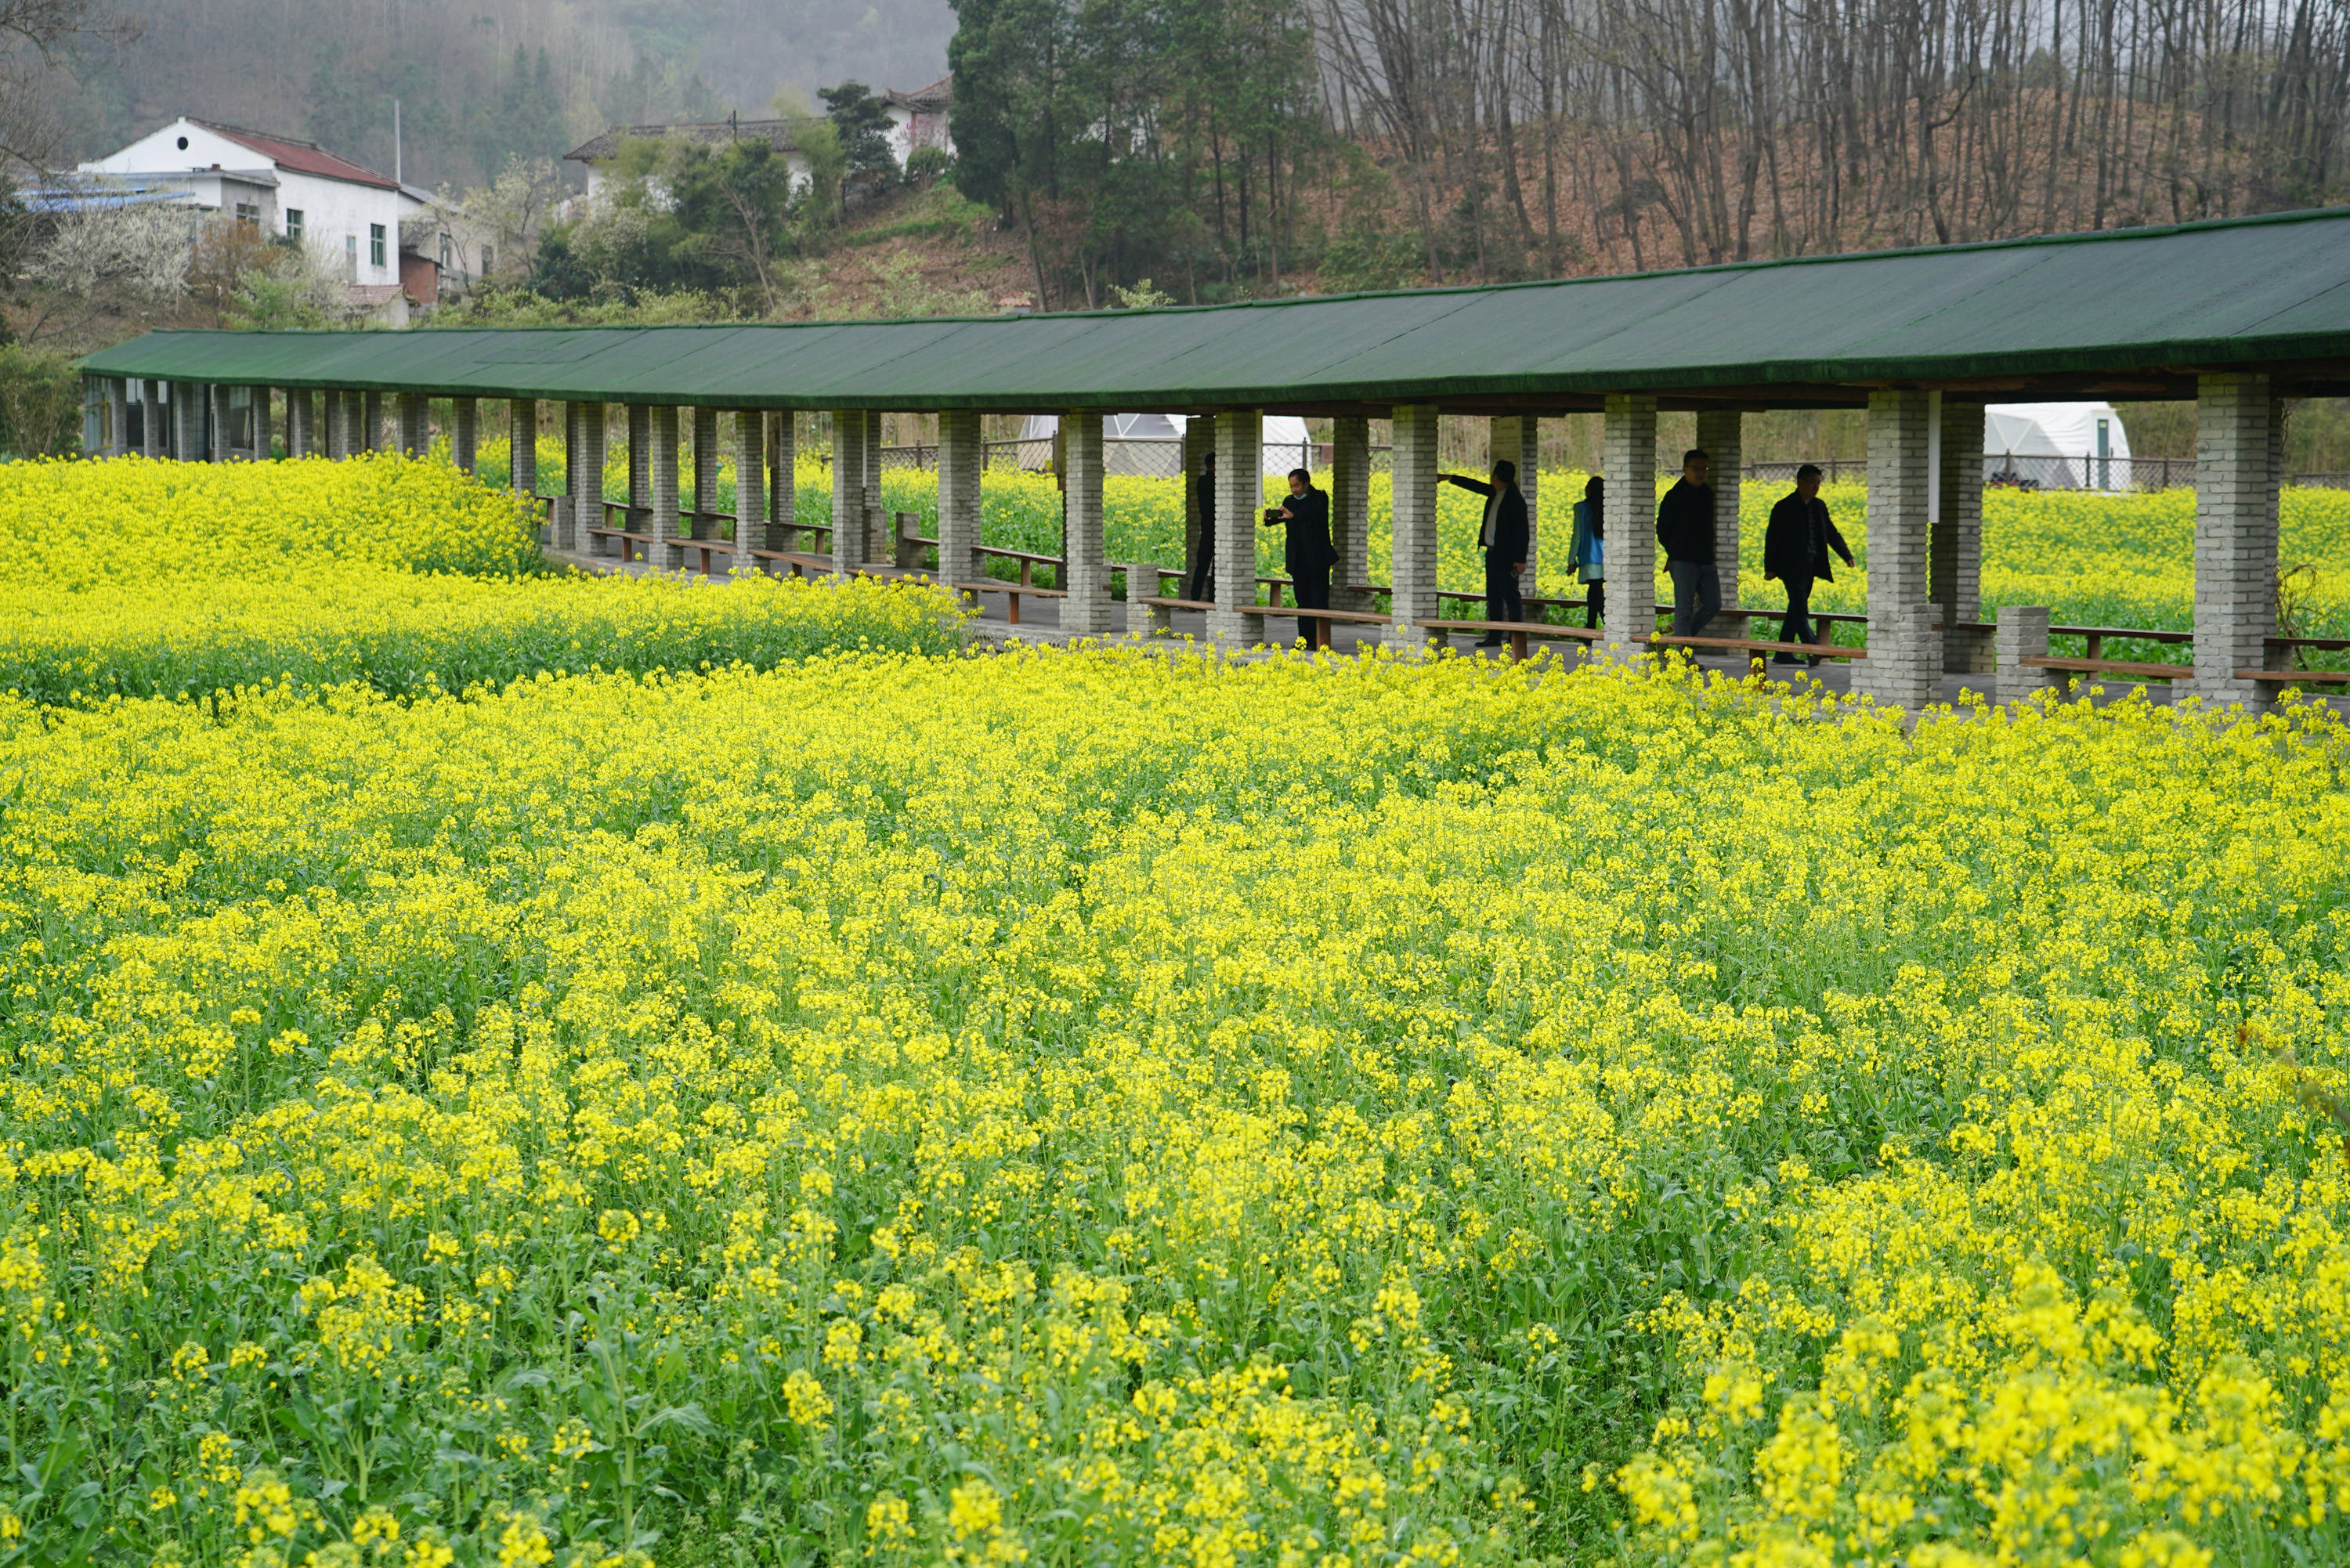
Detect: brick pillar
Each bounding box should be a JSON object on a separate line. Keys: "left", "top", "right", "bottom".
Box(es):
{"left": 646, "top": 405, "right": 681, "bottom": 569}
{"left": 770, "top": 413, "right": 797, "bottom": 553}
{"left": 452, "top": 397, "right": 479, "bottom": 473}
{"left": 830, "top": 410, "right": 866, "bottom": 575}
{"left": 1382, "top": 405, "right": 1440, "bottom": 649}
{"left": 1695, "top": 409, "right": 1741, "bottom": 606}
{"left": 1064, "top": 410, "right": 1113, "bottom": 634}
{"left": 362, "top": 392, "right": 384, "bottom": 452}
{"left": 691, "top": 405, "right": 719, "bottom": 540}
{"left": 627, "top": 403, "right": 651, "bottom": 536}
{"left": 208, "top": 385, "right": 232, "bottom": 461}
{"left": 2190, "top": 371, "right": 2282, "bottom": 710}
{"left": 1853, "top": 388, "right": 1941, "bottom": 707}
{"left": 100, "top": 378, "right": 125, "bottom": 456}
{"left": 1183, "top": 415, "right": 1213, "bottom": 594}
{"left": 1933, "top": 397, "right": 1990, "bottom": 674}
{"left": 396, "top": 393, "right": 428, "bottom": 457}
{"left": 863, "top": 410, "right": 888, "bottom": 567}
{"left": 938, "top": 409, "right": 982, "bottom": 587}
{"left": 1209, "top": 411, "right": 1263, "bottom": 644}
{"left": 288, "top": 390, "right": 314, "bottom": 457}
{"left": 732, "top": 409, "right": 766, "bottom": 565}
{"left": 508, "top": 399, "right": 537, "bottom": 497}
{"left": 1994, "top": 605, "right": 2056, "bottom": 706}
{"left": 1330, "top": 415, "right": 1372, "bottom": 611}
{"left": 569, "top": 401, "right": 606, "bottom": 554}
{"left": 252, "top": 388, "right": 273, "bottom": 460}
{"left": 1489, "top": 414, "right": 1540, "bottom": 580}
{"left": 1600, "top": 393, "right": 1659, "bottom": 661}
{"left": 142, "top": 381, "right": 164, "bottom": 457}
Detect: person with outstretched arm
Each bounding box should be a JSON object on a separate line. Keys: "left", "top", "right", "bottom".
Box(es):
{"left": 1656, "top": 448, "right": 1721, "bottom": 639}
{"left": 1186, "top": 454, "right": 1218, "bottom": 603}
{"left": 1263, "top": 467, "right": 1337, "bottom": 649}
{"left": 1763, "top": 463, "right": 1856, "bottom": 663}
{"left": 1437, "top": 458, "right": 1528, "bottom": 646}
{"left": 1567, "top": 474, "right": 1605, "bottom": 629}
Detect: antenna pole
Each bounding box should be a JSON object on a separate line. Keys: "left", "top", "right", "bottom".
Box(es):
{"left": 394, "top": 99, "right": 403, "bottom": 183}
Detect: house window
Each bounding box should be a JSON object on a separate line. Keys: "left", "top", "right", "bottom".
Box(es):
{"left": 233, "top": 202, "right": 258, "bottom": 226}
{"left": 369, "top": 224, "right": 386, "bottom": 267}
{"left": 345, "top": 233, "right": 359, "bottom": 280}
{"left": 285, "top": 208, "right": 304, "bottom": 242}
{"left": 439, "top": 233, "right": 452, "bottom": 269}
{"left": 480, "top": 244, "right": 494, "bottom": 278}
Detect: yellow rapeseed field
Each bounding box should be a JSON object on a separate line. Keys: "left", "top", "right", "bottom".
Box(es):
{"left": 9, "top": 456, "right": 2350, "bottom": 1568}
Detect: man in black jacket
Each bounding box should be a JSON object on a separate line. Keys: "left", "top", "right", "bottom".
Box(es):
{"left": 1438, "top": 458, "right": 1528, "bottom": 646}
{"left": 1655, "top": 448, "right": 1720, "bottom": 638}
{"left": 1187, "top": 454, "right": 1217, "bottom": 602}
{"left": 1762, "top": 464, "right": 1856, "bottom": 660}
{"left": 1264, "top": 467, "right": 1336, "bottom": 648}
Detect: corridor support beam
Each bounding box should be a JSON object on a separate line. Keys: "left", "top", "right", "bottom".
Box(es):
{"left": 2191, "top": 372, "right": 2283, "bottom": 709}
{"left": 1601, "top": 393, "right": 1658, "bottom": 661}
{"left": 1384, "top": 405, "right": 1438, "bottom": 649}
{"left": 1853, "top": 389, "right": 1941, "bottom": 707}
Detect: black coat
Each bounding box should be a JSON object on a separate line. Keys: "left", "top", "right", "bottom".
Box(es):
{"left": 1270, "top": 487, "right": 1336, "bottom": 576}
{"left": 1447, "top": 476, "right": 1529, "bottom": 564}
{"left": 1764, "top": 493, "right": 1854, "bottom": 583}
{"left": 1655, "top": 479, "right": 1716, "bottom": 563}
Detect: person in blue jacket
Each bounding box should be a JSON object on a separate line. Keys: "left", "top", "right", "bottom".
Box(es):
{"left": 1567, "top": 474, "right": 1606, "bottom": 629}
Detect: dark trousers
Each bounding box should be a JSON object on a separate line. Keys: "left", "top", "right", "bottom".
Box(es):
{"left": 1483, "top": 552, "right": 1524, "bottom": 634}
{"left": 1668, "top": 559, "right": 1721, "bottom": 637}
{"left": 1584, "top": 580, "right": 1605, "bottom": 629}
{"left": 1187, "top": 528, "right": 1215, "bottom": 602}
{"left": 1780, "top": 576, "right": 1817, "bottom": 646}
{"left": 1292, "top": 565, "right": 1331, "bottom": 648}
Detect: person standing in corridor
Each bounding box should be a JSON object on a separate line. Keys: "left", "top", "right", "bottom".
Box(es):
{"left": 1567, "top": 474, "right": 1605, "bottom": 629}
{"left": 1263, "top": 466, "right": 1336, "bottom": 649}
{"left": 1187, "top": 453, "right": 1217, "bottom": 602}
{"left": 1437, "top": 457, "right": 1528, "bottom": 646}
{"left": 1763, "top": 463, "right": 1856, "bottom": 661}
{"left": 1656, "top": 448, "right": 1721, "bottom": 638}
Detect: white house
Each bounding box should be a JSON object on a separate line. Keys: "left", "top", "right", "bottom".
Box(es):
{"left": 883, "top": 77, "right": 953, "bottom": 166}
{"left": 1984, "top": 401, "right": 2134, "bottom": 490}
{"left": 563, "top": 121, "right": 812, "bottom": 204}
{"left": 1019, "top": 413, "right": 1313, "bottom": 477}
{"left": 80, "top": 117, "right": 408, "bottom": 293}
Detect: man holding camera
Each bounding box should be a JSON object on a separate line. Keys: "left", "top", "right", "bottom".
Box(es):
{"left": 1438, "top": 458, "right": 1528, "bottom": 646}
{"left": 1264, "top": 466, "right": 1336, "bottom": 649}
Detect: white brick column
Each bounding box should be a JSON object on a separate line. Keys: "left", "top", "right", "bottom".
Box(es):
{"left": 627, "top": 403, "right": 651, "bottom": 534}
{"left": 690, "top": 405, "right": 719, "bottom": 539}
{"left": 1490, "top": 413, "right": 1540, "bottom": 579}
{"left": 1933, "top": 397, "right": 1990, "bottom": 674}
{"left": 862, "top": 410, "right": 888, "bottom": 567}
{"left": 508, "top": 399, "right": 537, "bottom": 497}
{"left": 1183, "top": 415, "right": 1213, "bottom": 593}
{"left": 1209, "top": 411, "right": 1263, "bottom": 644}
{"left": 2191, "top": 372, "right": 2282, "bottom": 709}
{"left": 288, "top": 391, "right": 315, "bottom": 457}
{"left": 1383, "top": 404, "right": 1440, "bottom": 649}
{"left": 1064, "top": 410, "right": 1114, "bottom": 634}
{"left": 208, "top": 385, "right": 231, "bottom": 461}
{"left": 770, "top": 413, "right": 797, "bottom": 552}
{"left": 732, "top": 408, "right": 766, "bottom": 565}
{"left": 647, "top": 405, "right": 681, "bottom": 569}
{"left": 452, "top": 397, "right": 479, "bottom": 473}
{"left": 1853, "top": 388, "right": 1941, "bottom": 707}
{"left": 1994, "top": 605, "right": 2056, "bottom": 706}
{"left": 174, "top": 384, "right": 202, "bottom": 461}
{"left": 362, "top": 392, "right": 384, "bottom": 453}
{"left": 1330, "top": 415, "right": 1372, "bottom": 610}
{"left": 569, "top": 401, "right": 606, "bottom": 554}
{"left": 1694, "top": 408, "right": 1741, "bottom": 606}
{"left": 830, "top": 410, "right": 866, "bottom": 574}
{"left": 937, "top": 409, "right": 983, "bottom": 587}
{"left": 1600, "top": 393, "right": 1659, "bottom": 660}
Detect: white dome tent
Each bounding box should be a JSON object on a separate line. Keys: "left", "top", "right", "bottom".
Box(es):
{"left": 1018, "top": 413, "right": 1314, "bottom": 478}
{"left": 1983, "top": 401, "right": 2133, "bottom": 490}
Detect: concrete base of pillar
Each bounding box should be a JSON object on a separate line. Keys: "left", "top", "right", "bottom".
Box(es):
{"left": 1853, "top": 602, "right": 1943, "bottom": 708}
{"left": 1994, "top": 605, "right": 2056, "bottom": 706}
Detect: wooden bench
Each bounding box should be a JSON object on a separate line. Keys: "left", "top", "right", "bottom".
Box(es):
{"left": 2023, "top": 656, "right": 2187, "bottom": 681}
{"left": 2238, "top": 668, "right": 2350, "bottom": 685}
{"left": 743, "top": 547, "right": 837, "bottom": 578}
{"left": 1655, "top": 632, "right": 1867, "bottom": 667}
{"left": 1237, "top": 602, "right": 1395, "bottom": 649}
{"left": 1417, "top": 619, "right": 1604, "bottom": 659}
{"left": 954, "top": 579, "right": 1068, "bottom": 625}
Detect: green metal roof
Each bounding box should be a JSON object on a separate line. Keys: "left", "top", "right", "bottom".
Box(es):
{"left": 77, "top": 207, "right": 2350, "bottom": 412}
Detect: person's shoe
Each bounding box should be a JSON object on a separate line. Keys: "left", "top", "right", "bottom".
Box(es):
{"left": 1772, "top": 652, "right": 1800, "bottom": 664}
{"left": 1474, "top": 636, "right": 1506, "bottom": 649}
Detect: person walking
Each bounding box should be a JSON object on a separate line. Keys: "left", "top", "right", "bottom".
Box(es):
{"left": 1186, "top": 454, "right": 1217, "bottom": 603}
{"left": 1264, "top": 466, "right": 1336, "bottom": 649}
{"left": 1438, "top": 457, "right": 1528, "bottom": 646}
{"left": 1656, "top": 448, "right": 1721, "bottom": 639}
{"left": 1763, "top": 463, "right": 1856, "bottom": 662}
{"left": 1567, "top": 474, "right": 1605, "bottom": 629}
